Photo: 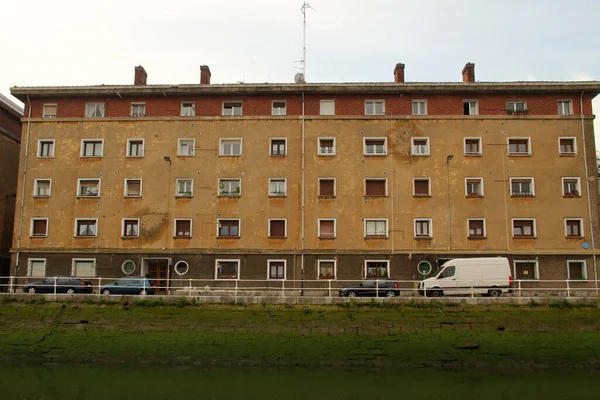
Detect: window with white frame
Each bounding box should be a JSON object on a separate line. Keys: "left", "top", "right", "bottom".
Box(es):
{"left": 364, "top": 138, "right": 387, "bottom": 155}
{"left": 508, "top": 138, "right": 531, "bottom": 155}
{"left": 512, "top": 219, "right": 536, "bottom": 238}
{"left": 43, "top": 104, "right": 57, "bottom": 118}
{"left": 559, "top": 137, "right": 576, "bottom": 155}
{"left": 218, "top": 178, "right": 241, "bottom": 197}
{"left": 28, "top": 258, "right": 46, "bottom": 277}
{"left": 365, "top": 260, "right": 390, "bottom": 278}
{"left": 174, "top": 261, "right": 189, "bottom": 276}
{"left": 413, "top": 178, "right": 431, "bottom": 197}
{"left": 222, "top": 101, "right": 242, "bottom": 116}
{"left": 176, "top": 178, "right": 193, "bottom": 197}
{"left": 565, "top": 219, "right": 583, "bottom": 238}
{"left": 364, "top": 219, "right": 388, "bottom": 238}
{"left": 217, "top": 219, "right": 240, "bottom": 238}
{"left": 178, "top": 138, "right": 195, "bottom": 156}
{"left": 463, "top": 100, "right": 478, "bottom": 116}
{"left": 85, "top": 103, "right": 105, "bottom": 118}
{"left": 567, "top": 260, "right": 587, "bottom": 280}
{"left": 414, "top": 219, "right": 432, "bottom": 238}
{"left": 412, "top": 100, "right": 427, "bottom": 115}
{"left": 124, "top": 178, "right": 142, "bottom": 197}
{"left": 220, "top": 138, "right": 242, "bottom": 156}
{"left": 131, "top": 103, "right": 146, "bottom": 117}
{"left": 180, "top": 102, "right": 195, "bottom": 117}
{"left": 81, "top": 139, "right": 103, "bottom": 157}
{"left": 562, "top": 177, "right": 581, "bottom": 197}
{"left": 514, "top": 260, "right": 538, "bottom": 280}
{"left": 318, "top": 219, "right": 336, "bottom": 239}
{"left": 466, "top": 177, "right": 483, "bottom": 197}
{"left": 268, "top": 178, "right": 287, "bottom": 197}
{"left": 174, "top": 219, "right": 192, "bottom": 238}
{"left": 365, "top": 100, "right": 384, "bottom": 115}
{"left": 75, "top": 219, "right": 98, "bottom": 237}
{"left": 72, "top": 259, "right": 96, "bottom": 277}
{"left": 510, "top": 178, "right": 534, "bottom": 197}
{"left": 78, "top": 179, "right": 101, "bottom": 197}
{"left": 122, "top": 219, "right": 139, "bottom": 238}
{"left": 412, "top": 137, "right": 430, "bottom": 156}
{"left": 506, "top": 101, "right": 526, "bottom": 114}
{"left": 268, "top": 219, "right": 286, "bottom": 238}
{"left": 34, "top": 179, "right": 51, "bottom": 197}
{"left": 318, "top": 178, "right": 335, "bottom": 197}
{"left": 268, "top": 260, "right": 286, "bottom": 280}
{"left": 121, "top": 260, "right": 136, "bottom": 275}
{"left": 270, "top": 138, "right": 286, "bottom": 156}
{"left": 365, "top": 179, "right": 387, "bottom": 196}
{"left": 468, "top": 219, "right": 486, "bottom": 239}
{"left": 38, "top": 140, "right": 55, "bottom": 158}
{"left": 30, "top": 218, "right": 48, "bottom": 237}
{"left": 216, "top": 259, "right": 240, "bottom": 279}
{"left": 318, "top": 260, "right": 336, "bottom": 279}
{"left": 318, "top": 138, "right": 335, "bottom": 155}
{"left": 320, "top": 100, "right": 335, "bottom": 116}
{"left": 272, "top": 101, "right": 286, "bottom": 116}
{"left": 127, "top": 139, "right": 144, "bottom": 157}
{"left": 464, "top": 138, "right": 481, "bottom": 155}
{"left": 558, "top": 100, "right": 573, "bottom": 115}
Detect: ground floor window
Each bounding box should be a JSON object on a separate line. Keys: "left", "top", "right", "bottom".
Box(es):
{"left": 318, "top": 260, "right": 336, "bottom": 279}
{"left": 365, "top": 260, "right": 389, "bottom": 278}
{"left": 567, "top": 261, "right": 587, "bottom": 280}
{"left": 72, "top": 258, "right": 96, "bottom": 278}
{"left": 27, "top": 259, "right": 46, "bottom": 277}
{"left": 121, "top": 260, "right": 135, "bottom": 274}
{"left": 174, "top": 261, "right": 189, "bottom": 276}
{"left": 216, "top": 260, "right": 239, "bottom": 280}
{"left": 514, "top": 261, "right": 538, "bottom": 280}
{"left": 268, "top": 260, "right": 286, "bottom": 279}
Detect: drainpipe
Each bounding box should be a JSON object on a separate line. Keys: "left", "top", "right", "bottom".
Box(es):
{"left": 15, "top": 95, "right": 32, "bottom": 280}
{"left": 300, "top": 90, "right": 305, "bottom": 295}
{"left": 579, "top": 91, "right": 598, "bottom": 293}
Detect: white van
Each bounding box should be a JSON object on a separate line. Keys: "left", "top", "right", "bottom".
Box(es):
{"left": 418, "top": 257, "right": 513, "bottom": 297}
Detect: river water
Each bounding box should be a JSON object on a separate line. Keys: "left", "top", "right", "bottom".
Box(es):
{"left": 1, "top": 364, "right": 598, "bottom": 399}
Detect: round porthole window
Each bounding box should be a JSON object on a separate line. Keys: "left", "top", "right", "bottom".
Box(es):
{"left": 174, "top": 261, "right": 189, "bottom": 276}
{"left": 122, "top": 260, "right": 136, "bottom": 275}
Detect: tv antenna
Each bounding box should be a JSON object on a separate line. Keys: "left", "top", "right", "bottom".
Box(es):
{"left": 298, "top": 1, "right": 313, "bottom": 82}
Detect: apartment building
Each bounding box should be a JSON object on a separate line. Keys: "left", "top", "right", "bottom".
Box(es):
{"left": 9, "top": 64, "right": 600, "bottom": 293}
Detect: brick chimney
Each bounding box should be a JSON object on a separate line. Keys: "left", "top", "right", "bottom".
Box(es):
{"left": 134, "top": 66, "right": 147, "bottom": 86}
{"left": 462, "top": 62, "right": 475, "bottom": 83}
{"left": 200, "top": 65, "right": 211, "bottom": 85}
{"left": 393, "top": 63, "right": 405, "bottom": 83}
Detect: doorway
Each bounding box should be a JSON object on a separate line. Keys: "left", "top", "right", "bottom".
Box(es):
{"left": 142, "top": 259, "right": 170, "bottom": 295}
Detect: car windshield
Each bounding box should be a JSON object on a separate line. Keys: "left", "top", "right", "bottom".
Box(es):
{"left": 437, "top": 266, "right": 456, "bottom": 279}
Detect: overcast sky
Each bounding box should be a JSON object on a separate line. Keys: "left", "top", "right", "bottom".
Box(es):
{"left": 1, "top": 0, "right": 599, "bottom": 138}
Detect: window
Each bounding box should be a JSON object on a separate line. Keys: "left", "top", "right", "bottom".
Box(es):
{"left": 75, "top": 219, "right": 98, "bottom": 237}
{"left": 365, "top": 261, "right": 390, "bottom": 278}
{"left": 38, "top": 140, "right": 55, "bottom": 158}
{"left": 178, "top": 139, "right": 195, "bottom": 156}
{"left": 510, "top": 178, "right": 534, "bottom": 197}
{"left": 176, "top": 178, "right": 193, "bottom": 197}
{"left": 562, "top": 177, "right": 581, "bottom": 197}
{"left": 174, "top": 219, "right": 192, "bottom": 238}
{"left": 318, "top": 138, "right": 335, "bottom": 155}
{"left": 220, "top": 138, "right": 242, "bottom": 156}
{"left": 131, "top": 103, "right": 146, "bottom": 117}
{"left": 272, "top": 101, "right": 286, "bottom": 116}
{"left": 412, "top": 100, "right": 427, "bottom": 115}
{"left": 28, "top": 259, "right": 46, "bottom": 277}
{"left": 438, "top": 266, "right": 456, "bottom": 279}
{"left": 465, "top": 178, "right": 483, "bottom": 197}
{"left": 365, "top": 100, "right": 384, "bottom": 115}
{"left": 412, "top": 138, "right": 430, "bottom": 156}
{"left": 506, "top": 101, "right": 526, "bottom": 114}
{"left": 318, "top": 260, "right": 336, "bottom": 279}
{"left": 512, "top": 219, "right": 536, "bottom": 238}
{"left": 565, "top": 219, "right": 583, "bottom": 238}
{"left": 124, "top": 178, "right": 142, "bottom": 197}
{"left": 567, "top": 261, "right": 587, "bottom": 280}
{"left": 559, "top": 137, "right": 576, "bottom": 155}
{"left": 216, "top": 259, "right": 239, "bottom": 280}
{"left": 85, "top": 103, "right": 105, "bottom": 118}
{"left": 222, "top": 101, "right": 242, "bottom": 116}
{"left": 364, "top": 219, "right": 388, "bottom": 238}
{"left": 414, "top": 219, "right": 432, "bottom": 238}
{"left": 72, "top": 258, "right": 96, "bottom": 277}
{"left": 180, "top": 102, "right": 195, "bottom": 117}
{"left": 217, "top": 219, "right": 240, "bottom": 238}
{"left": 174, "top": 261, "right": 189, "bottom": 276}
{"left": 508, "top": 138, "right": 531, "bottom": 155}
{"left": 364, "top": 138, "right": 387, "bottom": 155}
{"left": 78, "top": 179, "right": 101, "bottom": 197}
{"left": 464, "top": 138, "right": 481, "bottom": 155}
{"left": 34, "top": 179, "right": 51, "bottom": 197}
{"left": 463, "top": 100, "right": 478, "bottom": 116}
{"left": 43, "top": 104, "right": 57, "bottom": 118}
{"left": 318, "top": 178, "right": 335, "bottom": 197}
{"left": 218, "top": 178, "right": 241, "bottom": 197}
{"left": 365, "top": 179, "right": 387, "bottom": 197}
{"left": 318, "top": 219, "right": 336, "bottom": 239}
{"left": 320, "top": 100, "right": 335, "bottom": 116}
{"left": 127, "top": 139, "right": 144, "bottom": 157}
{"left": 558, "top": 100, "right": 572, "bottom": 115}
{"left": 468, "top": 219, "right": 486, "bottom": 239}
{"left": 81, "top": 139, "right": 104, "bottom": 157}
{"left": 268, "top": 178, "right": 287, "bottom": 197}
{"left": 268, "top": 260, "right": 286, "bottom": 280}
{"left": 270, "top": 138, "right": 286, "bottom": 156}
{"left": 514, "top": 260, "right": 538, "bottom": 280}
{"left": 122, "top": 219, "right": 140, "bottom": 238}
{"left": 413, "top": 178, "right": 431, "bottom": 197}
{"left": 269, "top": 219, "right": 287, "bottom": 238}
{"left": 122, "top": 260, "right": 136, "bottom": 275}
{"left": 30, "top": 218, "right": 48, "bottom": 237}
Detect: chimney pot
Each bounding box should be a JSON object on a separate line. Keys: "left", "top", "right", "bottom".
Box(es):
{"left": 200, "top": 65, "right": 211, "bottom": 85}
{"left": 394, "top": 63, "right": 405, "bottom": 83}
{"left": 462, "top": 62, "right": 475, "bottom": 83}
{"left": 134, "top": 66, "right": 147, "bottom": 86}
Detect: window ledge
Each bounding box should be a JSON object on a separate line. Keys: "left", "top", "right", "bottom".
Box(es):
{"left": 319, "top": 277, "right": 336, "bottom": 280}
{"left": 121, "top": 236, "right": 139, "bottom": 240}
{"left": 365, "top": 195, "right": 388, "bottom": 198}
{"left": 559, "top": 153, "right": 576, "bottom": 157}
{"left": 80, "top": 156, "right": 103, "bottom": 159}
{"left": 318, "top": 153, "right": 336, "bottom": 157}
{"left": 76, "top": 196, "right": 100, "bottom": 199}
{"left": 33, "top": 196, "right": 50, "bottom": 199}
{"left": 565, "top": 236, "right": 584, "bottom": 240}
{"left": 219, "top": 154, "right": 242, "bottom": 157}
{"left": 466, "top": 195, "right": 483, "bottom": 198}
{"left": 74, "top": 236, "right": 97, "bottom": 239}
{"left": 411, "top": 154, "right": 431, "bottom": 157}
{"left": 511, "top": 194, "right": 535, "bottom": 198}
{"left": 365, "top": 236, "right": 388, "bottom": 239}
{"left": 318, "top": 236, "right": 336, "bottom": 240}
{"left": 269, "top": 154, "right": 287, "bottom": 157}
{"left": 363, "top": 153, "right": 388, "bottom": 157}
{"left": 124, "top": 196, "right": 142, "bottom": 199}
{"left": 268, "top": 236, "right": 287, "bottom": 239}
{"left": 563, "top": 194, "right": 581, "bottom": 198}
{"left": 413, "top": 195, "right": 432, "bottom": 198}
{"left": 174, "top": 236, "right": 192, "bottom": 239}
{"left": 177, "top": 155, "right": 196, "bottom": 158}
{"left": 468, "top": 236, "right": 487, "bottom": 240}
{"left": 318, "top": 195, "right": 336, "bottom": 199}
{"left": 175, "top": 195, "right": 194, "bottom": 199}
{"left": 217, "top": 236, "right": 240, "bottom": 239}
{"left": 268, "top": 194, "right": 287, "bottom": 198}
{"left": 126, "top": 155, "right": 144, "bottom": 158}
{"left": 512, "top": 236, "right": 537, "bottom": 239}
{"left": 30, "top": 235, "right": 48, "bottom": 238}
{"left": 464, "top": 153, "right": 482, "bottom": 157}
{"left": 414, "top": 236, "right": 433, "bottom": 240}
{"left": 218, "top": 194, "right": 241, "bottom": 198}
{"left": 37, "top": 156, "right": 54, "bottom": 159}
{"left": 215, "top": 277, "right": 240, "bottom": 281}
{"left": 507, "top": 153, "right": 531, "bottom": 157}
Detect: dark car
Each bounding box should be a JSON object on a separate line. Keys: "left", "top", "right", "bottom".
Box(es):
{"left": 100, "top": 277, "right": 155, "bottom": 295}
{"left": 23, "top": 276, "right": 94, "bottom": 294}
{"left": 339, "top": 279, "right": 400, "bottom": 298}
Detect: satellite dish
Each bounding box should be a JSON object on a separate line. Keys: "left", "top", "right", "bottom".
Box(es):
{"left": 294, "top": 73, "right": 305, "bottom": 84}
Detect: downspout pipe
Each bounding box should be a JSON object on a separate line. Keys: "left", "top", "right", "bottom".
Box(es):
{"left": 300, "top": 90, "right": 305, "bottom": 295}
{"left": 15, "top": 95, "right": 32, "bottom": 281}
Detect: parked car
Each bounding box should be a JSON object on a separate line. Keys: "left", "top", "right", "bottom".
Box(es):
{"left": 100, "top": 277, "right": 155, "bottom": 295}
{"left": 339, "top": 279, "right": 400, "bottom": 298}
{"left": 23, "top": 276, "right": 94, "bottom": 294}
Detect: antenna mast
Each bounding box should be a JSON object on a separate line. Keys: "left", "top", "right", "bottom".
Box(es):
{"left": 301, "top": 1, "right": 312, "bottom": 80}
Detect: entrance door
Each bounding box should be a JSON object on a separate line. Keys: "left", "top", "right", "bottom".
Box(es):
{"left": 147, "top": 260, "right": 169, "bottom": 294}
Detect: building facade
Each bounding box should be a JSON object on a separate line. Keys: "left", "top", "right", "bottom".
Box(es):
{"left": 9, "top": 64, "right": 600, "bottom": 293}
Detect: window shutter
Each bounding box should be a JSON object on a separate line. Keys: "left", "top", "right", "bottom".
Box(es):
{"left": 270, "top": 221, "right": 285, "bottom": 237}
{"left": 319, "top": 180, "right": 334, "bottom": 196}
{"left": 320, "top": 220, "right": 334, "bottom": 237}
{"left": 366, "top": 180, "right": 385, "bottom": 196}
{"left": 414, "top": 180, "right": 429, "bottom": 195}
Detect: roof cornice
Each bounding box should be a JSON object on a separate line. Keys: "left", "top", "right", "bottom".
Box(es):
{"left": 0, "top": 93, "right": 24, "bottom": 117}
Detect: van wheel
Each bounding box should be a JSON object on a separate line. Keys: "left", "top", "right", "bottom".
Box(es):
{"left": 488, "top": 289, "right": 502, "bottom": 297}
{"left": 385, "top": 291, "right": 396, "bottom": 298}
{"left": 429, "top": 289, "right": 443, "bottom": 297}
